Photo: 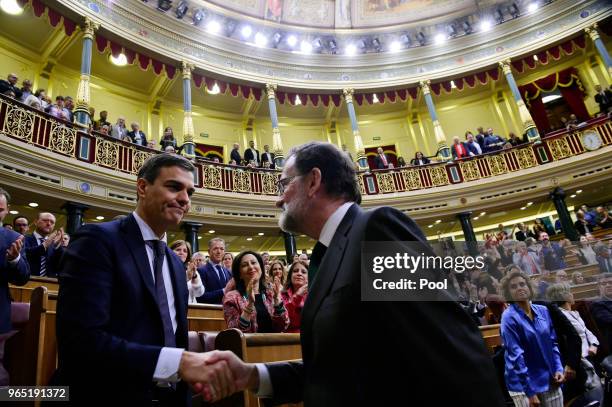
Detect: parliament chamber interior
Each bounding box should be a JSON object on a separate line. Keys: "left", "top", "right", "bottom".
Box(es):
{"left": 0, "top": 0, "right": 611, "bottom": 406}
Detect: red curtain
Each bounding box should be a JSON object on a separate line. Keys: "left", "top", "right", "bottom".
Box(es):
{"left": 528, "top": 96, "right": 551, "bottom": 133}
{"left": 559, "top": 86, "right": 590, "bottom": 121}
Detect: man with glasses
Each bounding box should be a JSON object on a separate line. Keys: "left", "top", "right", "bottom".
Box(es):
{"left": 205, "top": 142, "right": 504, "bottom": 406}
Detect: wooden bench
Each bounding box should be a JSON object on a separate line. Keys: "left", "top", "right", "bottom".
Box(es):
{"left": 188, "top": 303, "right": 224, "bottom": 319}
{"left": 188, "top": 317, "right": 227, "bottom": 332}
{"left": 9, "top": 286, "right": 57, "bottom": 311}
{"left": 214, "top": 329, "right": 302, "bottom": 407}
{"left": 571, "top": 281, "right": 600, "bottom": 300}
{"left": 24, "top": 276, "right": 59, "bottom": 293}
{"left": 479, "top": 324, "right": 501, "bottom": 353}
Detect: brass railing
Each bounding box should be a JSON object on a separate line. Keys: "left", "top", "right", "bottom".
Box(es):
{"left": 0, "top": 94, "right": 610, "bottom": 197}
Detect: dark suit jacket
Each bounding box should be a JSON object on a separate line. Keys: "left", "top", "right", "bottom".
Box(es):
{"left": 261, "top": 151, "right": 275, "bottom": 169}
{"left": 409, "top": 157, "right": 430, "bottom": 165}
{"left": 373, "top": 154, "right": 390, "bottom": 169}
{"left": 465, "top": 141, "right": 482, "bottom": 155}
{"left": 244, "top": 148, "right": 260, "bottom": 165}
{"left": 451, "top": 142, "right": 470, "bottom": 159}
{"left": 196, "top": 261, "right": 231, "bottom": 304}
{"left": 590, "top": 299, "right": 612, "bottom": 357}
{"left": 127, "top": 130, "right": 148, "bottom": 147}
{"left": 265, "top": 204, "right": 505, "bottom": 406}
{"left": 230, "top": 148, "right": 242, "bottom": 164}
{"left": 24, "top": 234, "right": 64, "bottom": 278}
{"left": 594, "top": 90, "right": 612, "bottom": 113}
{"left": 54, "top": 214, "right": 189, "bottom": 405}
{"left": 0, "top": 228, "right": 30, "bottom": 334}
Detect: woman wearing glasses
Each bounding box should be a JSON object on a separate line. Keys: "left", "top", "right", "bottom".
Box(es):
{"left": 500, "top": 270, "right": 565, "bottom": 407}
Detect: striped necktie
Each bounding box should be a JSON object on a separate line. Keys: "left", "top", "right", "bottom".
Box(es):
{"left": 39, "top": 236, "right": 47, "bottom": 277}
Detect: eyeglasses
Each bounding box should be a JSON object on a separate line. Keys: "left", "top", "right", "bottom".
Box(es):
{"left": 277, "top": 175, "right": 300, "bottom": 195}
{"left": 600, "top": 281, "right": 612, "bottom": 286}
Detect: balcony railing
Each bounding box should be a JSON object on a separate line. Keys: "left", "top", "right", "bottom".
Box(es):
{"left": 0, "top": 94, "right": 610, "bottom": 197}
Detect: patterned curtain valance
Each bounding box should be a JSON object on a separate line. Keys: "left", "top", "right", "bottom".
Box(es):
{"left": 518, "top": 67, "right": 585, "bottom": 102}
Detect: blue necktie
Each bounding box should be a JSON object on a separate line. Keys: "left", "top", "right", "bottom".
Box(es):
{"left": 216, "top": 264, "right": 226, "bottom": 286}
{"left": 149, "top": 240, "right": 175, "bottom": 347}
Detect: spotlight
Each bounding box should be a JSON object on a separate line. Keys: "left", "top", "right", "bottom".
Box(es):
{"left": 241, "top": 25, "right": 252, "bottom": 38}
{"left": 434, "top": 33, "right": 446, "bottom": 44}
{"left": 494, "top": 8, "right": 504, "bottom": 23}
{"left": 254, "top": 32, "right": 267, "bottom": 47}
{"left": 462, "top": 21, "right": 473, "bottom": 34}
{"left": 527, "top": 2, "right": 538, "bottom": 12}
{"left": 0, "top": 0, "right": 24, "bottom": 15}
{"left": 389, "top": 40, "right": 401, "bottom": 52}
{"left": 508, "top": 3, "right": 519, "bottom": 18}
{"left": 175, "top": 0, "right": 188, "bottom": 18}
{"left": 300, "top": 40, "right": 312, "bottom": 53}
{"left": 345, "top": 44, "right": 357, "bottom": 56}
{"left": 287, "top": 35, "right": 298, "bottom": 47}
{"left": 480, "top": 20, "right": 492, "bottom": 31}
{"left": 416, "top": 31, "right": 426, "bottom": 46}
{"left": 157, "top": 0, "right": 172, "bottom": 12}
{"left": 206, "top": 20, "right": 221, "bottom": 34}
{"left": 192, "top": 9, "right": 204, "bottom": 26}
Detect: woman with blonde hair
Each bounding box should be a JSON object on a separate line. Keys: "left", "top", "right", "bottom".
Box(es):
{"left": 267, "top": 259, "right": 286, "bottom": 287}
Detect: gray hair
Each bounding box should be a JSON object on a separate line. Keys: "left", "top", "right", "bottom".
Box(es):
{"left": 208, "top": 237, "right": 225, "bottom": 249}
{"left": 0, "top": 187, "right": 10, "bottom": 204}
{"left": 593, "top": 242, "right": 609, "bottom": 255}
{"left": 545, "top": 283, "right": 572, "bottom": 304}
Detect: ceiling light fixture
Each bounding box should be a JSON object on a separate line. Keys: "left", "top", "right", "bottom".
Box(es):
{"left": 258, "top": 232, "right": 264, "bottom": 236}
{"left": 434, "top": 33, "right": 446, "bottom": 45}
{"left": 576, "top": 190, "right": 582, "bottom": 194}
{"left": 527, "top": 2, "right": 539, "bottom": 13}
{"left": 254, "top": 32, "right": 267, "bottom": 47}
{"left": 345, "top": 44, "right": 357, "bottom": 56}
{"left": 286, "top": 35, "right": 297, "bottom": 47}
{"left": 208, "top": 229, "right": 215, "bottom": 233}
{"left": 207, "top": 83, "right": 220, "bottom": 95}
{"left": 0, "top": 0, "right": 23, "bottom": 15}
{"left": 246, "top": 237, "right": 253, "bottom": 241}
{"left": 570, "top": 194, "right": 576, "bottom": 198}
{"left": 175, "top": 0, "right": 188, "bottom": 19}
{"left": 389, "top": 40, "right": 401, "bottom": 52}
{"left": 9, "top": 210, "right": 18, "bottom": 215}
{"left": 241, "top": 25, "right": 252, "bottom": 38}
{"left": 206, "top": 20, "right": 221, "bottom": 34}
{"left": 28, "top": 202, "right": 39, "bottom": 207}
{"left": 480, "top": 20, "right": 492, "bottom": 31}
{"left": 109, "top": 53, "right": 128, "bottom": 66}
{"left": 192, "top": 9, "right": 204, "bottom": 26}
{"left": 96, "top": 216, "right": 105, "bottom": 220}
{"left": 372, "top": 94, "right": 379, "bottom": 103}
{"left": 300, "top": 40, "right": 312, "bottom": 53}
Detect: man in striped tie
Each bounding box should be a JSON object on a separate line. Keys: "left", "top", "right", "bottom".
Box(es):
{"left": 24, "top": 212, "right": 64, "bottom": 277}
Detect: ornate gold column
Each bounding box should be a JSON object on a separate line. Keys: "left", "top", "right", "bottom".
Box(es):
{"left": 266, "top": 83, "right": 284, "bottom": 168}
{"left": 585, "top": 24, "right": 612, "bottom": 77}
{"left": 181, "top": 61, "right": 195, "bottom": 158}
{"left": 74, "top": 17, "right": 99, "bottom": 129}
{"left": 343, "top": 88, "right": 367, "bottom": 169}
{"left": 419, "top": 80, "right": 451, "bottom": 160}
{"left": 499, "top": 60, "right": 540, "bottom": 143}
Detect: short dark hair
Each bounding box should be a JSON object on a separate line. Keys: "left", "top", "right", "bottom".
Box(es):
{"left": 288, "top": 142, "right": 360, "bottom": 204}
{"left": 137, "top": 153, "right": 195, "bottom": 184}
{"left": 0, "top": 187, "right": 10, "bottom": 203}
{"left": 13, "top": 216, "right": 28, "bottom": 227}
{"left": 232, "top": 251, "right": 268, "bottom": 296}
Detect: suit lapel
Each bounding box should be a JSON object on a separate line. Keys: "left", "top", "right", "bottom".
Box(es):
{"left": 302, "top": 204, "right": 359, "bottom": 330}
{"left": 120, "top": 214, "right": 158, "bottom": 304}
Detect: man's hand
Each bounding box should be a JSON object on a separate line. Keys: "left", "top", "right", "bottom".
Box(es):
{"left": 563, "top": 365, "right": 576, "bottom": 381}
{"left": 588, "top": 345, "right": 597, "bottom": 357}
{"left": 6, "top": 236, "right": 24, "bottom": 261}
{"left": 178, "top": 351, "right": 236, "bottom": 402}
{"left": 203, "top": 350, "right": 259, "bottom": 392}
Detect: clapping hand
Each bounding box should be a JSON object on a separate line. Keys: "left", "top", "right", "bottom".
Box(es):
{"left": 6, "top": 235, "right": 24, "bottom": 261}
{"left": 186, "top": 261, "right": 197, "bottom": 281}
{"left": 246, "top": 278, "right": 257, "bottom": 304}
{"left": 272, "top": 276, "right": 282, "bottom": 304}
{"left": 296, "top": 283, "right": 308, "bottom": 297}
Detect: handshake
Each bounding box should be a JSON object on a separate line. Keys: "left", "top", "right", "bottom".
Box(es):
{"left": 178, "top": 350, "right": 259, "bottom": 402}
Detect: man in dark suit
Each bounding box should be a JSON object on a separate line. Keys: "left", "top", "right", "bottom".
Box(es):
{"left": 589, "top": 273, "right": 611, "bottom": 355}
{"left": 127, "top": 122, "right": 148, "bottom": 147}
{"left": 373, "top": 146, "right": 391, "bottom": 169}
{"left": 0, "top": 73, "right": 22, "bottom": 100}
{"left": 476, "top": 126, "right": 486, "bottom": 148}
{"left": 260, "top": 145, "right": 275, "bottom": 169}
{"left": 196, "top": 238, "right": 232, "bottom": 304}
{"left": 0, "top": 188, "right": 30, "bottom": 335}
{"left": 465, "top": 133, "right": 482, "bottom": 155}
{"left": 451, "top": 136, "right": 470, "bottom": 159}
{"left": 209, "top": 142, "right": 505, "bottom": 406}
{"left": 55, "top": 154, "right": 235, "bottom": 405}
{"left": 230, "top": 143, "right": 242, "bottom": 165}
{"left": 594, "top": 84, "right": 612, "bottom": 114}
{"left": 244, "top": 140, "right": 260, "bottom": 166}
{"left": 24, "top": 212, "right": 64, "bottom": 277}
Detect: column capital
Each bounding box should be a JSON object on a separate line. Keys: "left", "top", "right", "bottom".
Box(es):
{"left": 181, "top": 61, "right": 194, "bottom": 80}
{"left": 266, "top": 83, "right": 277, "bottom": 99}
{"left": 499, "top": 59, "right": 512, "bottom": 75}
{"left": 82, "top": 17, "right": 99, "bottom": 40}
{"left": 342, "top": 88, "right": 354, "bottom": 103}
{"left": 419, "top": 80, "right": 431, "bottom": 95}
{"left": 585, "top": 24, "right": 600, "bottom": 42}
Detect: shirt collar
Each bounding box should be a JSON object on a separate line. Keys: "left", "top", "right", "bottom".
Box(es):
{"left": 33, "top": 231, "right": 44, "bottom": 240}
{"left": 318, "top": 202, "right": 353, "bottom": 247}
{"left": 132, "top": 211, "right": 167, "bottom": 243}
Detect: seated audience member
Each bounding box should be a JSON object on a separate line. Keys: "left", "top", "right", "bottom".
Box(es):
{"left": 483, "top": 128, "right": 505, "bottom": 152}
{"left": 127, "top": 122, "right": 147, "bottom": 146}
{"left": 93, "top": 110, "right": 111, "bottom": 131}
{"left": 33, "top": 89, "right": 48, "bottom": 109}
{"left": 596, "top": 206, "right": 612, "bottom": 229}
{"left": 594, "top": 242, "right": 612, "bottom": 273}
{"left": 222, "top": 251, "right": 289, "bottom": 333}
{"left": 197, "top": 237, "right": 232, "bottom": 304}
{"left": 500, "top": 270, "right": 565, "bottom": 407}
{"left": 110, "top": 117, "right": 128, "bottom": 140}
{"left": 594, "top": 84, "right": 612, "bottom": 114}
{"left": 507, "top": 132, "right": 522, "bottom": 147}
{"left": 170, "top": 240, "right": 204, "bottom": 304}
{"left": 574, "top": 210, "right": 593, "bottom": 236}
{"left": 513, "top": 241, "right": 541, "bottom": 275}
{"left": 580, "top": 204, "right": 597, "bottom": 228}
{"left": 451, "top": 136, "right": 470, "bottom": 159}
{"left": 573, "top": 235, "right": 598, "bottom": 265}
{"left": 410, "top": 151, "right": 430, "bottom": 166}
{"left": 267, "top": 260, "right": 286, "bottom": 288}
{"left": 24, "top": 94, "right": 42, "bottom": 110}
{"left": 397, "top": 156, "right": 407, "bottom": 167}
{"left": 555, "top": 270, "right": 569, "bottom": 283}
{"left": 281, "top": 260, "right": 308, "bottom": 333}
{"left": 48, "top": 96, "right": 67, "bottom": 120}
{"left": 0, "top": 73, "right": 22, "bottom": 99}
{"left": 24, "top": 212, "right": 65, "bottom": 277}
{"left": 589, "top": 273, "right": 611, "bottom": 354}
{"left": 465, "top": 131, "right": 483, "bottom": 155}
{"left": 159, "top": 127, "right": 177, "bottom": 151}
{"left": 539, "top": 232, "right": 566, "bottom": 271}
{"left": 571, "top": 272, "right": 586, "bottom": 285}
{"left": 12, "top": 216, "right": 29, "bottom": 235}
{"left": 222, "top": 252, "right": 233, "bottom": 271}
{"left": 565, "top": 114, "right": 579, "bottom": 131}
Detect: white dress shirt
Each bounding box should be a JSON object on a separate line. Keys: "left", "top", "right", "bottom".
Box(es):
{"left": 560, "top": 308, "right": 599, "bottom": 357}
{"left": 132, "top": 211, "right": 184, "bottom": 383}
{"left": 255, "top": 201, "right": 354, "bottom": 396}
